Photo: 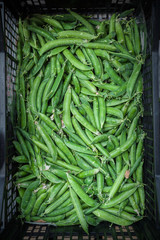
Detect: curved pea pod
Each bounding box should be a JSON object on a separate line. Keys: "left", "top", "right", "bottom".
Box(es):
{"left": 51, "top": 132, "right": 77, "bottom": 165}
{"left": 70, "top": 102, "right": 99, "bottom": 135}
{"left": 67, "top": 174, "right": 96, "bottom": 207}
{"left": 69, "top": 188, "right": 89, "bottom": 234}
{"left": 93, "top": 82, "right": 119, "bottom": 92}
{"left": 125, "top": 34, "right": 135, "bottom": 55}
{"left": 39, "top": 38, "right": 84, "bottom": 55}
{"left": 35, "top": 121, "right": 57, "bottom": 161}
{"left": 93, "top": 209, "right": 133, "bottom": 226}
{"left": 31, "top": 192, "right": 48, "bottom": 216}
{"left": 110, "top": 132, "right": 137, "bottom": 158}
{"left": 63, "top": 49, "right": 92, "bottom": 71}
{"left": 68, "top": 9, "right": 95, "bottom": 35}
{"left": 127, "top": 63, "right": 142, "bottom": 97}
{"left": 103, "top": 60, "right": 124, "bottom": 85}
{"left": 127, "top": 113, "right": 141, "bottom": 139}
{"left": 101, "top": 186, "right": 138, "bottom": 209}
{"left": 80, "top": 99, "right": 96, "bottom": 128}
{"left": 79, "top": 79, "right": 97, "bottom": 94}
{"left": 27, "top": 24, "right": 55, "bottom": 41}
{"left": 64, "top": 139, "right": 94, "bottom": 155}
{"left": 36, "top": 15, "right": 63, "bottom": 29}
{"left": 128, "top": 105, "right": 138, "bottom": 121}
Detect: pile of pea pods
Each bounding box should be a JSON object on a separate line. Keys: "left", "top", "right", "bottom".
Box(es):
{"left": 14, "top": 9, "right": 146, "bottom": 233}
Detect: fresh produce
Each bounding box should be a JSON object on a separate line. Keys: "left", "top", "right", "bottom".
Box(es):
{"left": 14, "top": 9, "right": 146, "bottom": 233}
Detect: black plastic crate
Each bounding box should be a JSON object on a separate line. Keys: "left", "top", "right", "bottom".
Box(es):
{"left": 0, "top": 0, "right": 160, "bottom": 239}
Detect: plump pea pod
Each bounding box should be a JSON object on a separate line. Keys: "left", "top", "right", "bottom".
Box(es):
{"left": 39, "top": 38, "right": 84, "bottom": 56}
{"left": 35, "top": 121, "right": 57, "bottom": 160}
{"left": 127, "top": 113, "right": 140, "bottom": 139}
{"left": 72, "top": 88, "right": 80, "bottom": 106}
{"left": 76, "top": 48, "right": 87, "bottom": 65}
{"left": 110, "top": 132, "right": 137, "bottom": 158}
{"left": 109, "top": 13, "right": 116, "bottom": 34}
{"left": 38, "top": 112, "right": 58, "bottom": 131}
{"left": 62, "top": 85, "right": 75, "bottom": 132}
{"left": 30, "top": 71, "right": 43, "bottom": 114}
{"left": 72, "top": 74, "right": 81, "bottom": 94}
{"left": 69, "top": 188, "right": 89, "bottom": 234}
{"left": 85, "top": 48, "right": 101, "bottom": 78}
{"left": 31, "top": 192, "right": 47, "bottom": 216}
{"left": 127, "top": 63, "right": 142, "bottom": 97}
{"left": 125, "top": 34, "right": 135, "bottom": 55}
{"left": 115, "top": 20, "right": 126, "bottom": 47}
{"left": 77, "top": 169, "right": 99, "bottom": 178}
{"left": 21, "top": 180, "right": 40, "bottom": 212}
{"left": 42, "top": 170, "right": 62, "bottom": 184}
{"left": 93, "top": 209, "right": 133, "bottom": 226}
{"left": 129, "top": 195, "right": 140, "bottom": 216}
{"left": 58, "top": 30, "right": 96, "bottom": 40}
{"left": 67, "top": 173, "right": 96, "bottom": 207}
{"left": 101, "top": 187, "right": 138, "bottom": 209}
{"left": 63, "top": 49, "right": 92, "bottom": 71}
{"left": 75, "top": 153, "right": 92, "bottom": 171}
{"left": 134, "top": 20, "right": 141, "bottom": 55}
{"left": 93, "top": 97, "right": 101, "bottom": 132}
{"left": 108, "top": 165, "right": 128, "bottom": 200}
{"left": 106, "top": 107, "right": 123, "bottom": 119}
{"left": 68, "top": 9, "right": 95, "bottom": 35}
{"left": 79, "top": 79, "right": 97, "bottom": 94}
{"left": 27, "top": 24, "right": 55, "bottom": 40}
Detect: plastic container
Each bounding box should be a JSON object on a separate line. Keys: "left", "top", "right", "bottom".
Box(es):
{"left": 0, "top": 0, "right": 160, "bottom": 239}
